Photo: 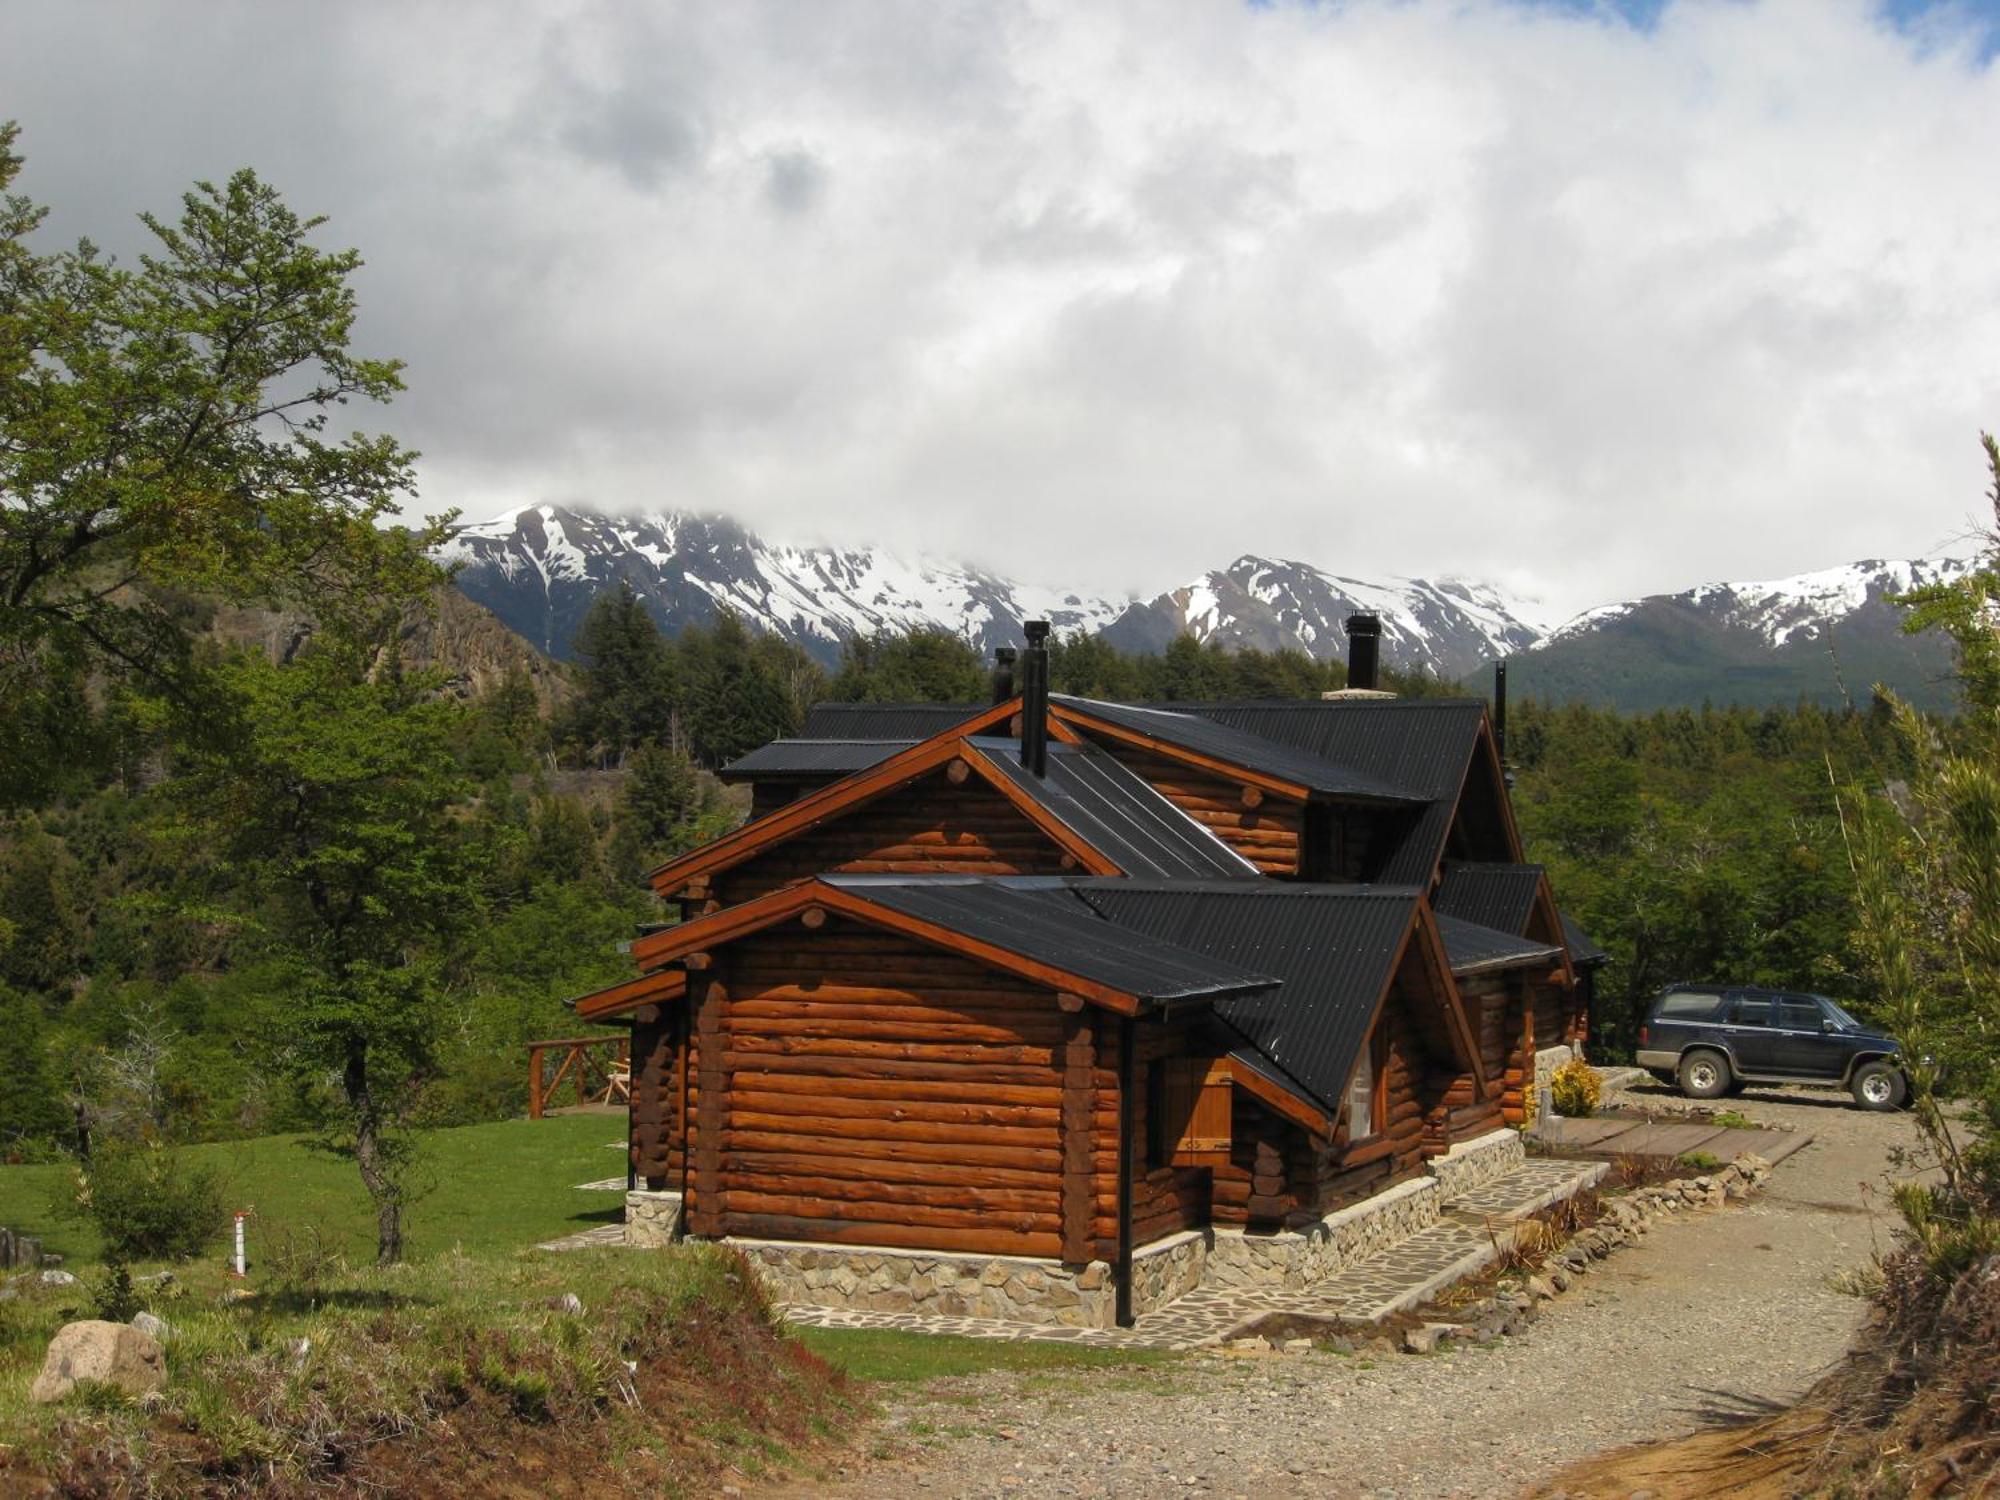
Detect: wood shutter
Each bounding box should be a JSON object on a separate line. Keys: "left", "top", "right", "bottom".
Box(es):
{"left": 1166, "top": 1057, "right": 1232, "bottom": 1167}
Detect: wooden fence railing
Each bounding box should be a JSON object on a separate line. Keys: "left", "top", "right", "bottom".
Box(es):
{"left": 527, "top": 1035, "right": 631, "bottom": 1119}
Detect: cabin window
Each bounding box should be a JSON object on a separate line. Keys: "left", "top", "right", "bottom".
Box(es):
{"left": 1146, "top": 1059, "right": 1171, "bottom": 1169}
{"left": 1347, "top": 1031, "right": 1386, "bottom": 1141}
{"left": 1147, "top": 1055, "right": 1232, "bottom": 1169}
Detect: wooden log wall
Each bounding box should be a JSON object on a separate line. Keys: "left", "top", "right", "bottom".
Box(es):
{"left": 630, "top": 1009, "right": 685, "bottom": 1188}
{"left": 1211, "top": 1001, "right": 1445, "bottom": 1233}
{"left": 1125, "top": 1016, "right": 1214, "bottom": 1247}
{"left": 670, "top": 916, "right": 1121, "bottom": 1261}
{"left": 748, "top": 781, "right": 807, "bottom": 819}
{"left": 715, "top": 769, "right": 1076, "bottom": 907}
{"left": 1463, "top": 972, "right": 1536, "bottom": 1124}
{"left": 1533, "top": 982, "right": 1565, "bottom": 1051}
{"left": 1089, "top": 742, "right": 1306, "bottom": 876}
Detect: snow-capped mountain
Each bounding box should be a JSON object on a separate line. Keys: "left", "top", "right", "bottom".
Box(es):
{"left": 440, "top": 502, "right": 1980, "bottom": 709}
{"left": 1512, "top": 556, "right": 1978, "bottom": 712}
{"left": 1099, "top": 556, "right": 1546, "bottom": 681}
{"left": 1539, "top": 557, "right": 1976, "bottom": 649}
{"left": 440, "top": 504, "right": 1548, "bottom": 677}
{"left": 438, "top": 504, "right": 1127, "bottom": 665}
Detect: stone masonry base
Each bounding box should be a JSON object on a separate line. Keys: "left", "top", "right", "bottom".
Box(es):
{"left": 624, "top": 1127, "right": 1546, "bottom": 1326}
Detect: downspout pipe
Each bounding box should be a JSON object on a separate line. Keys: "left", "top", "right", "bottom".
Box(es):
{"left": 1115, "top": 1014, "right": 1135, "bottom": 1327}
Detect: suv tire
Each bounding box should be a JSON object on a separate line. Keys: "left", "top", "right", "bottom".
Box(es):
{"left": 1850, "top": 1061, "right": 1906, "bottom": 1112}
{"left": 1677, "top": 1049, "right": 1732, "bottom": 1100}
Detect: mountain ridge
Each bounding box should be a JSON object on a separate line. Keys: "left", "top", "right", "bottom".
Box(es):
{"left": 439, "top": 502, "right": 1976, "bottom": 711}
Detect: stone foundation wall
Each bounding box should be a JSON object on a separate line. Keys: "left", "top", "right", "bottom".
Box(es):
{"left": 625, "top": 1125, "right": 1563, "bottom": 1324}
{"left": 1425, "top": 1128, "right": 1526, "bottom": 1200}
{"left": 1129, "top": 1230, "right": 1209, "bottom": 1315}
{"left": 730, "top": 1240, "right": 1119, "bottom": 1328}
{"left": 625, "top": 1190, "right": 684, "bottom": 1248}
{"left": 1204, "top": 1177, "right": 1444, "bottom": 1292}
{"left": 1534, "top": 1044, "right": 1576, "bottom": 1098}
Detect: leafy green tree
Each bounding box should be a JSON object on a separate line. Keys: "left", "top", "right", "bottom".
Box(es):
{"left": 183, "top": 647, "right": 474, "bottom": 1263}
{"left": 526, "top": 793, "right": 609, "bottom": 889}
{"left": 564, "top": 581, "right": 677, "bottom": 759}
{"left": 607, "top": 742, "right": 713, "bottom": 882}
{"left": 678, "top": 610, "right": 804, "bottom": 766}
{"left": 0, "top": 817, "right": 87, "bottom": 997}
{"left": 829, "top": 627, "right": 986, "bottom": 702}
{"left": 0, "top": 982, "right": 67, "bottom": 1153}
{"left": 1840, "top": 433, "right": 2000, "bottom": 1251}
{"left": 0, "top": 124, "right": 449, "bottom": 745}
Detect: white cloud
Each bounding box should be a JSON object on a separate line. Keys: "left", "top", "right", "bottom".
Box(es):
{"left": 6, "top": 0, "right": 1998, "bottom": 616}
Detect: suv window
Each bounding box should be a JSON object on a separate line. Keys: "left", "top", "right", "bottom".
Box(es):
{"left": 1654, "top": 991, "right": 1720, "bottom": 1020}
{"left": 1730, "top": 995, "right": 1774, "bottom": 1027}
{"left": 1779, "top": 999, "right": 1824, "bottom": 1031}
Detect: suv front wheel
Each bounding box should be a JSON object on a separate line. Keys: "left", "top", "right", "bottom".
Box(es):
{"left": 1850, "top": 1061, "right": 1906, "bottom": 1112}
{"left": 1677, "top": 1048, "right": 1732, "bottom": 1100}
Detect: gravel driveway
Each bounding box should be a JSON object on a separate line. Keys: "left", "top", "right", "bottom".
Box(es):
{"left": 766, "top": 1083, "right": 1917, "bottom": 1500}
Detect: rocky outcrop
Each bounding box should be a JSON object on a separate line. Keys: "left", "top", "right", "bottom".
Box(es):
{"left": 206, "top": 585, "right": 569, "bottom": 711}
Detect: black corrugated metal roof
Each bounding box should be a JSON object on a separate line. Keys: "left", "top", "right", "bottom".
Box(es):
{"left": 1054, "top": 697, "right": 1421, "bottom": 804}
{"left": 721, "top": 738, "right": 914, "bottom": 781}
{"left": 799, "top": 703, "right": 990, "bottom": 739}
{"left": 1561, "top": 912, "right": 1610, "bottom": 968}
{"left": 1070, "top": 881, "right": 1425, "bottom": 1113}
{"left": 1175, "top": 700, "right": 1488, "bottom": 884}
{"left": 966, "top": 738, "right": 1257, "bottom": 881}
{"left": 1434, "top": 862, "right": 1546, "bottom": 936}
{"left": 823, "top": 877, "right": 1278, "bottom": 1004}
{"left": 1435, "top": 913, "right": 1563, "bottom": 975}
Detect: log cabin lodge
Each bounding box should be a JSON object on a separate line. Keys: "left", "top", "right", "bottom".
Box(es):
{"left": 568, "top": 616, "right": 1607, "bottom": 1328}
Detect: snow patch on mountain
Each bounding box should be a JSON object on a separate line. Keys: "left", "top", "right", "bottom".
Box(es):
{"left": 1540, "top": 556, "right": 1978, "bottom": 650}
{"left": 439, "top": 504, "right": 1130, "bottom": 663}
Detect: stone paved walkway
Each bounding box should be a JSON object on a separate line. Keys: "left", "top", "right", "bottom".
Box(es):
{"left": 778, "top": 1157, "right": 1607, "bottom": 1350}
{"left": 536, "top": 1224, "right": 626, "bottom": 1252}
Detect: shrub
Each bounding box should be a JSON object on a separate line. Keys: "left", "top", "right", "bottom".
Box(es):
{"left": 260, "top": 1223, "right": 348, "bottom": 1311}
{"left": 92, "top": 1260, "right": 141, "bottom": 1322}
{"left": 60, "top": 1140, "right": 227, "bottom": 1261}
{"left": 1549, "top": 1058, "right": 1602, "bottom": 1118}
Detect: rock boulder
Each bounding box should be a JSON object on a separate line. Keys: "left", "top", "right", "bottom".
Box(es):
{"left": 30, "top": 1320, "right": 166, "bottom": 1404}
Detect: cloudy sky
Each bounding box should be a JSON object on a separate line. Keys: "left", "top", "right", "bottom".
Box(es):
{"left": 8, "top": 0, "right": 1999, "bottom": 618}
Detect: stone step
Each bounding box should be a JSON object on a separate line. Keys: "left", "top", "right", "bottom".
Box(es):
{"left": 1441, "top": 1158, "right": 1609, "bottom": 1223}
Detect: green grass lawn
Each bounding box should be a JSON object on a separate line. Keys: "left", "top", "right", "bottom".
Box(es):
{"left": 0, "top": 1114, "right": 624, "bottom": 1269}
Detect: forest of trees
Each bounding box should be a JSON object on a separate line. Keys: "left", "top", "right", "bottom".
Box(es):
{"left": 0, "top": 125, "right": 1980, "bottom": 1270}
{"left": 0, "top": 571, "right": 1921, "bottom": 1191}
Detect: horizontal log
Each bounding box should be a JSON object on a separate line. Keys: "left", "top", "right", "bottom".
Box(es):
{"left": 727, "top": 1147, "right": 1057, "bottom": 1190}
{"left": 722, "top": 1127, "right": 1061, "bottom": 1169}
{"left": 725, "top": 1173, "right": 1060, "bottom": 1215}
{"left": 728, "top": 1090, "right": 1058, "bottom": 1129}
{"left": 725, "top": 1070, "right": 1062, "bottom": 1106}
{"left": 728, "top": 1192, "right": 1056, "bottom": 1240}
{"left": 722, "top": 1212, "right": 1062, "bottom": 1259}
{"left": 720, "top": 1048, "right": 1064, "bottom": 1088}
{"left": 725, "top": 974, "right": 1052, "bottom": 1002}
{"left": 722, "top": 1016, "right": 1048, "bottom": 1046}
{"left": 725, "top": 1109, "right": 1059, "bottom": 1148}
{"left": 725, "top": 1036, "right": 1058, "bottom": 1067}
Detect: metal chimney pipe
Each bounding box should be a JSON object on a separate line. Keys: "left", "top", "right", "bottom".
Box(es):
{"left": 992, "top": 646, "right": 1017, "bottom": 705}
{"left": 1494, "top": 658, "right": 1512, "bottom": 787}
{"left": 1345, "top": 613, "right": 1381, "bottom": 693}
{"left": 1021, "top": 620, "right": 1050, "bottom": 777}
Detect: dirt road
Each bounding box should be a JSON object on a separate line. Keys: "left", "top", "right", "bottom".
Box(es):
{"left": 769, "top": 1083, "right": 1915, "bottom": 1499}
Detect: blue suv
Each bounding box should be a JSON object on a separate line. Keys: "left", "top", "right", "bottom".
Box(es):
{"left": 1635, "top": 985, "right": 1907, "bottom": 1111}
